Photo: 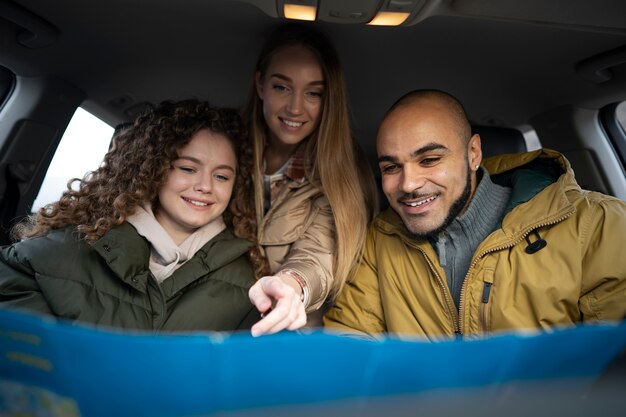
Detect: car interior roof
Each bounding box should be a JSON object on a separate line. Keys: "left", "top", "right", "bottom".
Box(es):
{"left": 1, "top": 0, "right": 626, "bottom": 162}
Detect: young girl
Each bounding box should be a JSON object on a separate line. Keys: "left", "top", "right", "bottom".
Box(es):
{"left": 0, "top": 99, "right": 260, "bottom": 332}
{"left": 231, "top": 25, "right": 378, "bottom": 336}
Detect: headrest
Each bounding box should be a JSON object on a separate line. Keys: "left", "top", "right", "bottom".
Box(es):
{"left": 472, "top": 125, "right": 527, "bottom": 158}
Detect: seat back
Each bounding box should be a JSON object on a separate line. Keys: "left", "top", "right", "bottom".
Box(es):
{"left": 472, "top": 125, "right": 527, "bottom": 158}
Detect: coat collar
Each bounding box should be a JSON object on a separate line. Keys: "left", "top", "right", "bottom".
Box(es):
{"left": 93, "top": 223, "right": 251, "bottom": 297}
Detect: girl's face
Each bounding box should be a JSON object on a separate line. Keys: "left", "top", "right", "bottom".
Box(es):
{"left": 155, "top": 128, "right": 236, "bottom": 245}
{"left": 256, "top": 45, "right": 325, "bottom": 150}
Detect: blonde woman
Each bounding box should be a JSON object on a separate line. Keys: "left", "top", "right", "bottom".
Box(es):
{"left": 231, "top": 25, "right": 378, "bottom": 336}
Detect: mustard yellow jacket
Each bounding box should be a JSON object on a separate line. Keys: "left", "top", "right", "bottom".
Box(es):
{"left": 324, "top": 149, "right": 626, "bottom": 339}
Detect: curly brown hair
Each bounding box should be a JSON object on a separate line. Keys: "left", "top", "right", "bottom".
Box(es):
{"left": 14, "top": 99, "right": 246, "bottom": 244}
{"left": 229, "top": 118, "right": 268, "bottom": 277}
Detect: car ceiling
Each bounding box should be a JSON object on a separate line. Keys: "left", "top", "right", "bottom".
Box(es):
{"left": 1, "top": 0, "right": 626, "bottom": 159}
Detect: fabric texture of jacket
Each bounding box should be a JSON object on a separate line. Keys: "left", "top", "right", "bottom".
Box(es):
{"left": 0, "top": 223, "right": 260, "bottom": 332}
{"left": 258, "top": 177, "right": 335, "bottom": 313}
{"left": 324, "top": 149, "right": 626, "bottom": 339}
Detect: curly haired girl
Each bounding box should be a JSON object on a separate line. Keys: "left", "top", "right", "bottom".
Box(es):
{"left": 0, "top": 99, "right": 260, "bottom": 331}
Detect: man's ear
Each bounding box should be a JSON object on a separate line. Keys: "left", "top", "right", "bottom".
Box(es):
{"left": 469, "top": 133, "right": 482, "bottom": 171}
{"left": 255, "top": 72, "right": 263, "bottom": 100}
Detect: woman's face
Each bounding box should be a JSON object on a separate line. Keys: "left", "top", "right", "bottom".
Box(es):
{"left": 155, "top": 128, "right": 236, "bottom": 245}
{"left": 256, "top": 45, "right": 325, "bottom": 149}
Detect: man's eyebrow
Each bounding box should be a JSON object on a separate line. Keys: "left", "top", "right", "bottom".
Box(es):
{"left": 269, "top": 73, "right": 325, "bottom": 86}
{"left": 411, "top": 143, "right": 449, "bottom": 157}
{"left": 378, "top": 154, "right": 396, "bottom": 163}
{"left": 378, "top": 143, "right": 449, "bottom": 163}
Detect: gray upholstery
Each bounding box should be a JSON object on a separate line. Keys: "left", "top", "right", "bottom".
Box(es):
{"left": 472, "top": 125, "right": 527, "bottom": 158}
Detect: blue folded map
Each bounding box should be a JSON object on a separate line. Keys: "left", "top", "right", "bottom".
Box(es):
{"left": 1, "top": 307, "right": 625, "bottom": 416}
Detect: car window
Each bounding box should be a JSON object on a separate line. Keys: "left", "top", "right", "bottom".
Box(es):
{"left": 616, "top": 101, "right": 626, "bottom": 137}
{"left": 600, "top": 101, "right": 626, "bottom": 170}
{"left": 31, "top": 108, "right": 113, "bottom": 212}
{"left": 0, "top": 65, "right": 15, "bottom": 110}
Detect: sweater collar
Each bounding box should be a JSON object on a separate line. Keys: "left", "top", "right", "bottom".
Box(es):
{"left": 429, "top": 168, "right": 512, "bottom": 305}
{"left": 126, "top": 204, "right": 226, "bottom": 283}
{"left": 444, "top": 167, "right": 512, "bottom": 242}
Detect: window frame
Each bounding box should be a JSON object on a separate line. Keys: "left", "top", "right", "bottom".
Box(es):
{"left": 0, "top": 65, "right": 16, "bottom": 111}
{"left": 599, "top": 102, "right": 626, "bottom": 172}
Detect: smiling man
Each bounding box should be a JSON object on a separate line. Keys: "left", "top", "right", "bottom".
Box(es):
{"left": 324, "top": 89, "right": 626, "bottom": 339}
{"left": 376, "top": 92, "right": 482, "bottom": 241}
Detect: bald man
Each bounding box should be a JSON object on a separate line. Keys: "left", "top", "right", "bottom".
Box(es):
{"left": 324, "top": 89, "right": 626, "bottom": 340}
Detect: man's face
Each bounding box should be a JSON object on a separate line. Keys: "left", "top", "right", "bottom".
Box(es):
{"left": 377, "top": 99, "right": 482, "bottom": 238}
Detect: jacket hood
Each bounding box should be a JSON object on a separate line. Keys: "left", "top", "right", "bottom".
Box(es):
{"left": 481, "top": 148, "right": 569, "bottom": 175}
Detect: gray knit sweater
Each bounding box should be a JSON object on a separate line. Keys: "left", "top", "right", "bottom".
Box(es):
{"left": 431, "top": 168, "right": 511, "bottom": 309}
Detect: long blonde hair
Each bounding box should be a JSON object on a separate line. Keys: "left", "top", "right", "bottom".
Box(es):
{"left": 231, "top": 25, "right": 378, "bottom": 299}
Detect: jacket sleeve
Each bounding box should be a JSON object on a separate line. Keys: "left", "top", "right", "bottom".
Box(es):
{"left": 0, "top": 243, "right": 53, "bottom": 315}
{"left": 579, "top": 195, "right": 626, "bottom": 321}
{"left": 323, "top": 226, "right": 386, "bottom": 338}
{"left": 278, "top": 195, "right": 335, "bottom": 312}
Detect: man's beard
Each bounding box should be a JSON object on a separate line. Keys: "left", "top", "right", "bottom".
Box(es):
{"left": 413, "top": 163, "right": 473, "bottom": 240}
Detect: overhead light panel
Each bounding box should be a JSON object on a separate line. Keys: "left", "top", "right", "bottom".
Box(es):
{"left": 284, "top": 2, "right": 317, "bottom": 21}
{"left": 367, "top": 11, "right": 410, "bottom": 26}
{"left": 269, "top": 0, "right": 421, "bottom": 25}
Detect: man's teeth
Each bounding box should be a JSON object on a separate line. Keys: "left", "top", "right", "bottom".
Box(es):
{"left": 406, "top": 196, "right": 436, "bottom": 207}
{"left": 283, "top": 119, "right": 303, "bottom": 127}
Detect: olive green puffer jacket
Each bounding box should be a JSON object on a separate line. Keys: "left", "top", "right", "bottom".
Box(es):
{"left": 0, "top": 223, "right": 260, "bottom": 332}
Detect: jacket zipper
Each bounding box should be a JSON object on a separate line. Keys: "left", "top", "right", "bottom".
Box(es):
{"left": 415, "top": 246, "right": 460, "bottom": 335}
{"left": 147, "top": 273, "right": 167, "bottom": 330}
{"left": 457, "top": 211, "right": 574, "bottom": 335}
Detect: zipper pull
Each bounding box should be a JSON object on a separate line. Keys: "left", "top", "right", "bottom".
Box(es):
{"left": 482, "top": 281, "right": 492, "bottom": 303}
{"left": 525, "top": 229, "right": 547, "bottom": 254}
